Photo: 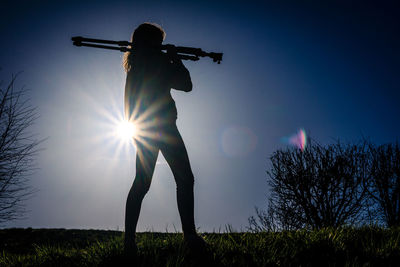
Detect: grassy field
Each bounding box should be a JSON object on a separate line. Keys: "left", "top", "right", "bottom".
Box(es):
{"left": 1, "top": 227, "right": 399, "bottom": 266}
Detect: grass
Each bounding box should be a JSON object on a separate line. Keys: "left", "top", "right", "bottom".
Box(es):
{"left": 0, "top": 226, "right": 399, "bottom": 266}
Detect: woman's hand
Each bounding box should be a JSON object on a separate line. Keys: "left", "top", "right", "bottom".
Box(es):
{"left": 165, "top": 44, "right": 177, "bottom": 56}
{"left": 165, "top": 44, "right": 183, "bottom": 64}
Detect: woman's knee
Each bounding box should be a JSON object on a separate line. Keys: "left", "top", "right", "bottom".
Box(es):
{"left": 175, "top": 171, "right": 194, "bottom": 189}
{"left": 130, "top": 176, "right": 151, "bottom": 198}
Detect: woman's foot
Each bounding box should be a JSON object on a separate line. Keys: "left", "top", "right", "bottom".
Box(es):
{"left": 184, "top": 234, "right": 208, "bottom": 252}
{"left": 124, "top": 239, "right": 138, "bottom": 262}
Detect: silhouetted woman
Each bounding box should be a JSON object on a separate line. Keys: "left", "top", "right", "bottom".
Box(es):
{"left": 123, "top": 23, "right": 205, "bottom": 255}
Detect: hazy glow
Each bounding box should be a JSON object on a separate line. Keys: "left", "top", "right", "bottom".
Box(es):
{"left": 221, "top": 126, "right": 258, "bottom": 157}
{"left": 289, "top": 128, "right": 307, "bottom": 151}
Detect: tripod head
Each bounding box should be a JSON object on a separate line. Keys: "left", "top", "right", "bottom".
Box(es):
{"left": 71, "top": 36, "right": 223, "bottom": 64}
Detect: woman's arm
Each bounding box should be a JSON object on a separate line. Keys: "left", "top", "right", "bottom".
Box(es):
{"left": 166, "top": 46, "right": 192, "bottom": 92}
{"left": 170, "top": 59, "right": 193, "bottom": 92}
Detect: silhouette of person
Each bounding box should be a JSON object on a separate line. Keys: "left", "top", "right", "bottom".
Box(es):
{"left": 123, "top": 23, "right": 206, "bottom": 255}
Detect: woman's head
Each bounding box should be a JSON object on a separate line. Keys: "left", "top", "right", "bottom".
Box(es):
{"left": 131, "top": 23, "right": 166, "bottom": 46}
{"left": 123, "top": 22, "right": 166, "bottom": 72}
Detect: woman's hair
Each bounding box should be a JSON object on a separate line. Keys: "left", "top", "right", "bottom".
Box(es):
{"left": 123, "top": 22, "right": 166, "bottom": 72}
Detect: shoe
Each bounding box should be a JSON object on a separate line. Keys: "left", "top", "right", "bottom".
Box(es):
{"left": 124, "top": 240, "right": 138, "bottom": 263}
{"left": 184, "top": 234, "right": 208, "bottom": 252}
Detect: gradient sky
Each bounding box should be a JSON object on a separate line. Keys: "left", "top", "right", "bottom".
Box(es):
{"left": 1, "top": 0, "right": 399, "bottom": 231}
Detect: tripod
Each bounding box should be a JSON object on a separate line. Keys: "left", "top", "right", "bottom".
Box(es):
{"left": 71, "top": 36, "right": 223, "bottom": 64}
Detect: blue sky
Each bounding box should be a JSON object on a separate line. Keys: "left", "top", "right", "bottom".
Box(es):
{"left": 1, "top": 0, "right": 399, "bottom": 231}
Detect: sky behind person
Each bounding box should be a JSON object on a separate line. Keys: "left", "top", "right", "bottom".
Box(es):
{"left": 1, "top": 0, "right": 399, "bottom": 232}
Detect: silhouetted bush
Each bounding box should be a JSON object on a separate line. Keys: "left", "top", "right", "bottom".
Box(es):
{"left": 250, "top": 139, "right": 371, "bottom": 230}
{"left": 0, "top": 73, "right": 41, "bottom": 224}
{"left": 367, "top": 142, "right": 400, "bottom": 227}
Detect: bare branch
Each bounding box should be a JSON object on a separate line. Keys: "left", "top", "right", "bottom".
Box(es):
{"left": 0, "top": 73, "right": 43, "bottom": 224}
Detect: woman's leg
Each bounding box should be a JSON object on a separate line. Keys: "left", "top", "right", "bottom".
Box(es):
{"left": 160, "top": 124, "right": 196, "bottom": 236}
{"left": 125, "top": 141, "right": 159, "bottom": 250}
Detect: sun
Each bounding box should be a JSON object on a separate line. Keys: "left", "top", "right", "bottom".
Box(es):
{"left": 116, "top": 120, "right": 137, "bottom": 141}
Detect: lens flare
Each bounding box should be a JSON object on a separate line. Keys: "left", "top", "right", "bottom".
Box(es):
{"left": 289, "top": 128, "right": 307, "bottom": 151}
{"left": 116, "top": 120, "right": 137, "bottom": 141}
